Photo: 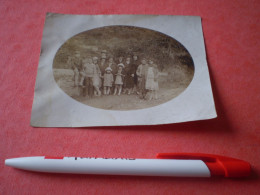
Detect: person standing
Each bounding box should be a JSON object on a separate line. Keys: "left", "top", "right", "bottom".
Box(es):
{"left": 103, "top": 67, "right": 114, "bottom": 95}
{"left": 69, "top": 52, "right": 82, "bottom": 96}
{"left": 73, "top": 52, "right": 82, "bottom": 70}
{"left": 92, "top": 56, "right": 102, "bottom": 96}
{"left": 68, "top": 56, "right": 79, "bottom": 88}
{"left": 153, "top": 63, "right": 159, "bottom": 100}
{"left": 70, "top": 52, "right": 82, "bottom": 87}
{"left": 136, "top": 58, "right": 149, "bottom": 99}
{"left": 82, "top": 58, "right": 95, "bottom": 98}
{"left": 107, "top": 56, "right": 117, "bottom": 94}
{"left": 99, "top": 51, "right": 107, "bottom": 94}
{"left": 114, "top": 64, "right": 125, "bottom": 96}
{"left": 132, "top": 53, "right": 139, "bottom": 94}
{"left": 124, "top": 56, "right": 135, "bottom": 95}
{"left": 145, "top": 60, "right": 157, "bottom": 100}
{"left": 99, "top": 50, "right": 107, "bottom": 75}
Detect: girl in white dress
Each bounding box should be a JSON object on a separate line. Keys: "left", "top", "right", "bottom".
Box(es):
{"left": 103, "top": 67, "right": 114, "bottom": 95}
{"left": 114, "top": 63, "right": 125, "bottom": 95}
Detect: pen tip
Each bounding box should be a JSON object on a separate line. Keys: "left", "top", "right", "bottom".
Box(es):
{"left": 5, "top": 158, "right": 21, "bottom": 167}
{"left": 5, "top": 159, "right": 12, "bottom": 166}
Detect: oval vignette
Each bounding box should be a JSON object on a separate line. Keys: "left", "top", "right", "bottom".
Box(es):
{"left": 53, "top": 25, "right": 195, "bottom": 111}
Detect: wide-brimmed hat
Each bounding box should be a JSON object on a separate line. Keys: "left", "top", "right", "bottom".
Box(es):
{"left": 117, "top": 63, "right": 125, "bottom": 68}
{"left": 105, "top": 67, "right": 112, "bottom": 72}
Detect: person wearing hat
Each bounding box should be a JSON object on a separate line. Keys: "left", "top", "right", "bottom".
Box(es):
{"left": 103, "top": 67, "right": 114, "bottom": 95}
{"left": 114, "top": 63, "right": 125, "bottom": 96}
{"left": 136, "top": 58, "right": 149, "bottom": 99}
{"left": 99, "top": 53, "right": 107, "bottom": 75}
{"left": 132, "top": 53, "right": 140, "bottom": 94}
{"left": 124, "top": 56, "right": 135, "bottom": 95}
{"left": 92, "top": 56, "right": 102, "bottom": 96}
{"left": 117, "top": 63, "right": 125, "bottom": 68}
{"left": 98, "top": 53, "right": 107, "bottom": 94}
{"left": 81, "top": 58, "right": 96, "bottom": 98}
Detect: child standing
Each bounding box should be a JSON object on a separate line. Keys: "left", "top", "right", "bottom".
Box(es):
{"left": 114, "top": 63, "right": 125, "bottom": 96}
{"left": 103, "top": 67, "right": 114, "bottom": 95}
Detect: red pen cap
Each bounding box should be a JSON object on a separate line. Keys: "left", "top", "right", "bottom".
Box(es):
{"left": 156, "top": 153, "right": 251, "bottom": 178}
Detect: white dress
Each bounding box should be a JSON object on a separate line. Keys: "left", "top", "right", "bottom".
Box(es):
{"left": 115, "top": 74, "right": 123, "bottom": 85}
{"left": 92, "top": 64, "right": 101, "bottom": 87}
{"left": 145, "top": 67, "right": 155, "bottom": 90}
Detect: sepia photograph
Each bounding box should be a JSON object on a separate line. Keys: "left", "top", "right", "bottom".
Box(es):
{"left": 31, "top": 14, "right": 216, "bottom": 127}
{"left": 53, "top": 25, "right": 195, "bottom": 110}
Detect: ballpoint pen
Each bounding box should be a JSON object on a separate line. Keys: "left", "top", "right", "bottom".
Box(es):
{"left": 5, "top": 153, "right": 251, "bottom": 178}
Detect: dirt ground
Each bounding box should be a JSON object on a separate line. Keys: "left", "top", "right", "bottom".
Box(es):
{"left": 73, "top": 87, "right": 185, "bottom": 110}
{"left": 54, "top": 69, "right": 189, "bottom": 110}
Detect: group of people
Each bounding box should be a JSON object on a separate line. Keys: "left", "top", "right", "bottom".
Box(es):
{"left": 69, "top": 50, "right": 159, "bottom": 100}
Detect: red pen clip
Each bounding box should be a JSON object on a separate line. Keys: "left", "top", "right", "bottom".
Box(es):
{"left": 156, "top": 153, "right": 251, "bottom": 178}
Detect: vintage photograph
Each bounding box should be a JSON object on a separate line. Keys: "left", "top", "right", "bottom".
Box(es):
{"left": 53, "top": 25, "right": 195, "bottom": 110}
{"left": 31, "top": 14, "right": 216, "bottom": 127}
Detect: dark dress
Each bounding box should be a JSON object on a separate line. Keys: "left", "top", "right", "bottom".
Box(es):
{"left": 99, "top": 60, "right": 107, "bottom": 76}
{"left": 132, "top": 59, "right": 139, "bottom": 85}
{"left": 124, "top": 63, "right": 135, "bottom": 88}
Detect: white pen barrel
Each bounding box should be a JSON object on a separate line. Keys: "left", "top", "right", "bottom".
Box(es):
{"left": 5, "top": 157, "right": 211, "bottom": 177}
